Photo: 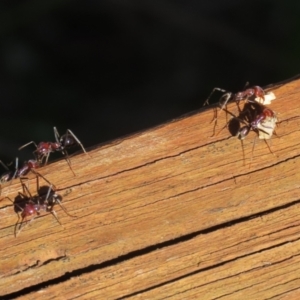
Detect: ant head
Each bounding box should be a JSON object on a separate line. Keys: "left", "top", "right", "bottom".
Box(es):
{"left": 234, "top": 91, "right": 244, "bottom": 101}
{"left": 46, "top": 192, "right": 62, "bottom": 207}
{"left": 60, "top": 134, "right": 76, "bottom": 148}
{"left": 253, "top": 86, "right": 265, "bottom": 99}
{"left": 236, "top": 126, "right": 250, "bottom": 140}
{"left": 53, "top": 193, "right": 62, "bottom": 203}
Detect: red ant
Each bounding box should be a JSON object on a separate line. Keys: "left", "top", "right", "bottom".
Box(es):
{"left": 233, "top": 86, "right": 265, "bottom": 103}
{"left": 224, "top": 102, "right": 277, "bottom": 166}
{"left": 0, "top": 158, "right": 40, "bottom": 184}
{"left": 19, "top": 127, "right": 88, "bottom": 175}
{"left": 203, "top": 85, "right": 267, "bottom": 136}
{"left": 6, "top": 174, "right": 75, "bottom": 236}
{"left": 17, "top": 159, "right": 41, "bottom": 177}
{"left": 204, "top": 85, "right": 265, "bottom": 108}
{"left": 236, "top": 106, "right": 277, "bottom": 140}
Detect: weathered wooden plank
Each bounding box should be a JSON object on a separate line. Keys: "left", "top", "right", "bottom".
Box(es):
{"left": 0, "top": 78, "right": 300, "bottom": 298}
{"left": 16, "top": 201, "right": 300, "bottom": 299}
{"left": 130, "top": 241, "right": 300, "bottom": 300}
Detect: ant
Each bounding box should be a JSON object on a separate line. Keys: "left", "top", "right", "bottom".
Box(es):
{"left": 19, "top": 127, "right": 89, "bottom": 175}
{"left": 203, "top": 85, "right": 272, "bottom": 136}
{"left": 0, "top": 158, "right": 40, "bottom": 184}
{"left": 204, "top": 85, "right": 265, "bottom": 108}
{"left": 6, "top": 174, "right": 75, "bottom": 236}
{"left": 237, "top": 105, "right": 277, "bottom": 141}
{"left": 233, "top": 86, "right": 265, "bottom": 103}
{"left": 17, "top": 159, "right": 41, "bottom": 178}
{"left": 224, "top": 102, "right": 277, "bottom": 166}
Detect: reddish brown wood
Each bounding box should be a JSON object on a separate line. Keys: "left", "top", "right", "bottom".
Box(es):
{"left": 1, "top": 77, "right": 300, "bottom": 299}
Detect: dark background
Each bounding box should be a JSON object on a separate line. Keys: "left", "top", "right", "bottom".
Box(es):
{"left": 0, "top": 0, "right": 299, "bottom": 165}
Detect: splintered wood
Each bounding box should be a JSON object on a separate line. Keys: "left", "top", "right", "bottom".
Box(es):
{"left": 1, "top": 78, "right": 300, "bottom": 299}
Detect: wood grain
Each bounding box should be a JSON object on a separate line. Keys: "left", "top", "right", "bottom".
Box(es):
{"left": 1, "top": 77, "right": 300, "bottom": 299}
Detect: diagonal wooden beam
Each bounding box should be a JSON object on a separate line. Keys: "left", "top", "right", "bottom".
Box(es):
{"left": 1, "top": 77, "right": 300, "bottom": 299}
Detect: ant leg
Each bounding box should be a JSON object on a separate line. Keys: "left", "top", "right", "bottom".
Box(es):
{"left": 215, "top": 106, "right": 250, "bottom": 137}
{"left": 0, "top": 158, "right": 21, "bottom": 193}
{"left": 248, "top": 136, "right": 274, "bottom": 168}
{"left": 210, "top": 104, "right": 228, "bottom": 137}
{"left": 46, "top": 183, "right": 76, "bottom": 218}
{"left": 32, "top": 170, "right": 57, "bottom": 192}
{"left": 5, "top": 196, "right": 29, "bottom": 237}
{"left": 60, "top": 149, "right": 76, "bottom": 176}
{"left": 243, "top": 81, "right": 250, "bottom": 90}
{"left": 249, "top": 136, "right": 258, "bottom": 169}
{"left": 0, "top": 160, "right": 11, "bottom": 189}
{"left": 10, "top": 157, "right": 19, "bottom": 182}
{"left": 53, "top": 128, "right": 73, "bottom": 163}
{"left": 14, "top": 212, "right": 24, "bottom": 237}
{"left": 20, "top": 180, "right": 34, "bottom": 199}
{"left": 272, "top": 129, "right": 279, "bottom": 138}
{"left": 204, "top": 88, "right": 233, "bottom": 136}
{"left": 54, "top": 127, "right": 82, "bottom": 175}
{"left": 263, "top": 139, "right": 274, "bottom": 156}
{"left": 19, "top": 176, "right": 36, "bottom": 197}
{"left": 44, "top": 183, "right": 75, "bottom": 220}
{"left": 214, "top": 117, "right": 230, "bottom": 136}
{"left": 53, "top": 195, "right": 77, "bottom": 218}
{"left": 16, "top": 215, "right": 29, "bottom": 237}
{"left": 65, "top": 129, "right": 89, "bottom": 156}
{"left": 238, "top": 140, "right": 246, "bottom": 166}
{"left": 5, "top": 196, "right": 23, "bottom": 213}
{"left": 19, "top": 142, "right": 43, "bottom": 167}
{"left": 48, "top": 207, "right": 62, "bottom": 226}
{"left": 0, "top": 160, "right": 9, "bottom": 171}
{"left": 44, "top": 183, "right": 54, "bottom": 200}
{"left": 61, "top": 148, "right": 72, "bottom": 165}
{"left": 203, "top": 87, "right": 228, "bottom": 106}
{"left": 235, "top": 99, "right": 245, "bottom": 115}
{"left": 18, "top": 141, "right": 38, "bottom": 151}
{"left": 210, "top": 94, "right": 234, "bottom": 137}
{"left": 41, "top": 152, "right": 50, "bottom": 166}
{"left": 218, "top": 92, "right": 233, "bottom": 111}
{"left": 16, "top": 213, "right": 39, "bottom": 237}
{"left": 53, "top": 126, "right": 61, "bottom": 144}
{"left": 211, "top": 107, "right": 218, "bottom": 137}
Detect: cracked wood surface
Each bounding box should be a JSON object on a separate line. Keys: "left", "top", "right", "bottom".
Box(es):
{"left": 1, "top": 78, "right": 300, "bottom": 299}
